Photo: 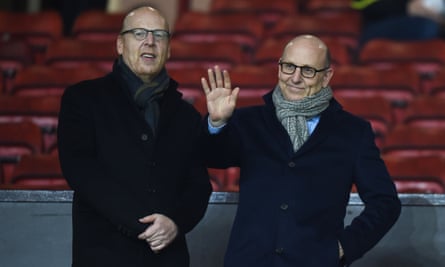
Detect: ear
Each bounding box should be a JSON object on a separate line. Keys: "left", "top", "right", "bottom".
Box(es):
{"left": 167, "top": 42, "right": 171, "bottom": 59}
{"left": 322, "top": 67, "right": 334, "bottom": 88}
{"left": 116, "top": 36, "right": 123, "bottom": 55}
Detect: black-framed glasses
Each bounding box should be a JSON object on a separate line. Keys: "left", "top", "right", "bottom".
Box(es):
{"left": 120, "top": 28, "right": 170, "bottom": 41}
{"left": 278, "top": 61, "right": 330, "bottom": 78}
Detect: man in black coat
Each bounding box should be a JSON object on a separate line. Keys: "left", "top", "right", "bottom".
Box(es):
{"left": 57, "top": 6, "right": 212, "bottom": 267}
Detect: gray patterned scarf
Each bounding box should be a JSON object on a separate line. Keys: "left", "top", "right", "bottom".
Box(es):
{"left": 272, "top": 85, "right": 333, "bottom": 152}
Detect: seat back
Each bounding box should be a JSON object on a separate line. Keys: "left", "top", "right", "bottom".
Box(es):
{"left": 6, "top": 154, "right": 68, "bottom": 190}
{"left": 71, "top": 10, "right": 125, "bottom": 41}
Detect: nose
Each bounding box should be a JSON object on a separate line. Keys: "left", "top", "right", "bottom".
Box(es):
{"left": 290, "top": 67, "right": 302, "bottom": 82}
{"left": 143, "top": 32, "right": 155, "bottom": 45}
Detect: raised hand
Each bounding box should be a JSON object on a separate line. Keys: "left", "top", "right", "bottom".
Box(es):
{"left": 201, "top": 65, "right": 239, "bottom": 127}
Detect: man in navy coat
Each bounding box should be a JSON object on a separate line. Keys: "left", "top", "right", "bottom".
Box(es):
{"left": 57, "top": 6, "right": 212, "bottom": 267}
{"left": 201, "top": 35, "right": 401, "bottom": 267}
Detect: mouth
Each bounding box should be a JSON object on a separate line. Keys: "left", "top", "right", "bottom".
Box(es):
{"left": 141, "top": 53, "right": 156, "bottom": 60}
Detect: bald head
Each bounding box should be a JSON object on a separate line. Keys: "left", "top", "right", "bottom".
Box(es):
{"left": 121, "top": 6, "right": 169, "bottom": 33}
{"left": 282, "top": 35, "right": 331, "bottom": 68}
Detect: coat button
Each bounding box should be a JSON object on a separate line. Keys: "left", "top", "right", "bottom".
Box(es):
{"left": 280, "top": 203, "right": 288, "bottom": 210}
{"left": 147, "top": 188, "right": 156, "bottom": 193}
{"left": 288, "top": 161, "right": 295, "bottom": 168}
{"left": 141, "top": 134, "right": 149, "bottom": 141}
{"left": 275, "top": 247, "right": 284, "bottom": 254}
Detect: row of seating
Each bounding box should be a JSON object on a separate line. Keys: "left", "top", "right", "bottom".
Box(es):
{"left": 2, "top": 37, "right": 445, "bottom": 95}
{"left": 2, "top": 152, "right": 445, "bottom": 194}
{"left": 2, "top": 57, "right": 445, "bottom": 98}
{"left": 1, "top": 94, "right": 445, "bottom": 186}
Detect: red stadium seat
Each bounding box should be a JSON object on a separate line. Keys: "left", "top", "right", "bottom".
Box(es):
{"left": 71, "top": 10, "right": 125, "bottom": 41}
{"left": 0, "top": 10, "right": 63, "bottom": 63}
{"left": 0, "top": 121, "right": 43, "bottom": 184}
{"left": 43, "top": 38, "right": 117, "bottom": 72}
{"left": 168, "top": 40, "right": 248, "bottom": 70}
{"left": 383, "top": 155, "right": 445, "bottom": 194}
{"left": 210, "top": 0, "right": 298, "bottom": 28}
{"left": 207, "top": 167, "right": 240, "bottom": 192}
{"left": 10, "top": 65, "right": 107, "bottom": 96}
{"left": 3, "top": 154, "right": 69, "bottom": 190}
{"left": 303, "top": 0, "right": 361, "bottom": 18}
{"left": 358, "top": 38, "right": 445, "bottom": 78}
{"left": 0, "top": 95, "right": 61, "bottom": 153}
{"left": 173, "top": 11, "right": 264, "bottom": 57}
{"left": 254, "top": 36, "right": 353, "bottom": 68}
{"left": 330, "top": 65, "right": 421, "bottom": 122}
{"left": 267, "top": 14, "right": 361, "bottom": 50}
{"left": 336, "top": 95, "right": 394, "bottom": 146}
{"left": 422, "top": 67, "right": 445, "bottom": 97}
{"left": 0, "top": 39, "right": 33, "bottom": 77}
{"left": 400, "top": 96, "right": 445, "bottom": 128}
{"left": 382, "top": 125, "right": 445, "bottom": 157}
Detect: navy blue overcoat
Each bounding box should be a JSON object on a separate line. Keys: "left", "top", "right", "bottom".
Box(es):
{"left": 204, "top": 91, "right": 401, "bottom": 267}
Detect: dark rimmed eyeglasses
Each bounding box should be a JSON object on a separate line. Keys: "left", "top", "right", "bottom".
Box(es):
{"left": 120, "top": 28, "right": 170, "bottom": 41}
{"left": 278, "top": 61, "right": 330, "bottom": 78}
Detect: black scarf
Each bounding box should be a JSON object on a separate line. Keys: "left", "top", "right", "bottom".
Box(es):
{"left": 114, "top": 56, "right": 170, "bottom": 136}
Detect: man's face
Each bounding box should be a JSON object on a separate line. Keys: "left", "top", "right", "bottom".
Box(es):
{"left": 117, "top": 8, "right": 170, "bottom": 82}
{"left": 278, "top": 37, "right": 333, "bottom": 101}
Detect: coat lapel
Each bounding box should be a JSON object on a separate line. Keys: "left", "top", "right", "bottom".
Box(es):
{"left": 295, "top": 99, "right": 342, "bottom": 157}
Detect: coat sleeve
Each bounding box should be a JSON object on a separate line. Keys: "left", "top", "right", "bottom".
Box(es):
{"left": 339, "top": 122, "right": 401, "bottom": 265}
{"left": 57, "top": 85, "right": 149, "bottom": 238}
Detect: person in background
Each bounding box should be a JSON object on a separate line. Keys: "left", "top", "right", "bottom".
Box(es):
{"left": 352, "top": 0, "right": 444, "bottom": 48}
{"left": 57, "top": 6, "right": 212, "bottom": 267}
{"left": 200, "top": 34, "right": 401, "bottom": 267}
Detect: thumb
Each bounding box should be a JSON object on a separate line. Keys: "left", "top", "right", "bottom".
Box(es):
{"left": 139, "top": 214, "right": 156, "bottom": 224}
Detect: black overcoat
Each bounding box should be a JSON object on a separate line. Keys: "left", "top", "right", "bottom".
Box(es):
{"left": 57, "top": 69, "right": 212, "bottom": 267}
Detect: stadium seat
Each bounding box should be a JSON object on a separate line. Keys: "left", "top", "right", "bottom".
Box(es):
{"left": 173, "top": 11, "right": 264, "bottom": 57}
{"left": 254, "top": 36, "right": 352, "bottom": 67}
{"left": 336, "top": 95, "right": 394, "bottom": 146}
{"left": 71, "top": 10, "right": 125, "bottom": 41}
{"left": 0, "top": 121, "right": 43, "bottom": 184}
{"left": 267, "top": 14, "right": 361, "bottom": 51}
{"left": 10, "top": 65, "right": 107, "bottom": 96}
{"left": 43, "top": 38, "right": 117, "bottom": 71}
{"left": 209, "top": 0, "right": 298, "bottom": 28}
{"left": 0, "top": 39, "right": 33, "bottom": 79}
{"left": 168, "top": 40, "right": 248, "bottom": 70}
{"left": 0, "top": 10, "right": 63, "bottom": 62}
{"left": 303, "top": 0, "right": 360, "bottom": 18}
{"left": 0, "top": 95, "right": 61, "bottom": 153}
{"left": 382, "top": 125, "right": 445, "bottom": 157}
{"left": 383, "top": 155, "right": 445, "bottom": 194}
{"left": 330, "top": 65, "right": 421, "bottom": 120}
{"left": 422, "top": 67, "right": 445, "bottom": 97}
{"left": 400, "top": 96, "right": 445, "bottom": 128}
{"left": 4, "top": 154, "right": 69, "bottom": 190}
{"left": 207, "top": 167, "right": 240, "bottom": 192}
{"left": 358, "top": 38, "right": 445, "bottom": 78}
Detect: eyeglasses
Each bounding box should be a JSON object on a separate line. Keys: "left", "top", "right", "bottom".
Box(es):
{"left": 278, "top": 61, "right": 330, "bottom": 78}
{"left": 120, "top": 28, "right": 170, "bottom": 41}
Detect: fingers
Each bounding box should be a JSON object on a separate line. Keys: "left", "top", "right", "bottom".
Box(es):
{"left": 201, "top": 66, "right": 233, "bottom": 94}
{"left": 139, "top": 214, "right": 156, "bottom": 224}
{"left": 222, "top": 69, "right": 231, "bottom": 89}
{"left": 138, "top": 214, "right": 178, "bottom": 253}
{"left": 208, "top": 67, "right": 217, "bottom": 90}
{"left": 201, "top": 77, "right": 210, "bottom": 95}
{"left": 214, "top": 66, "right": 223, "bottom": 88}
